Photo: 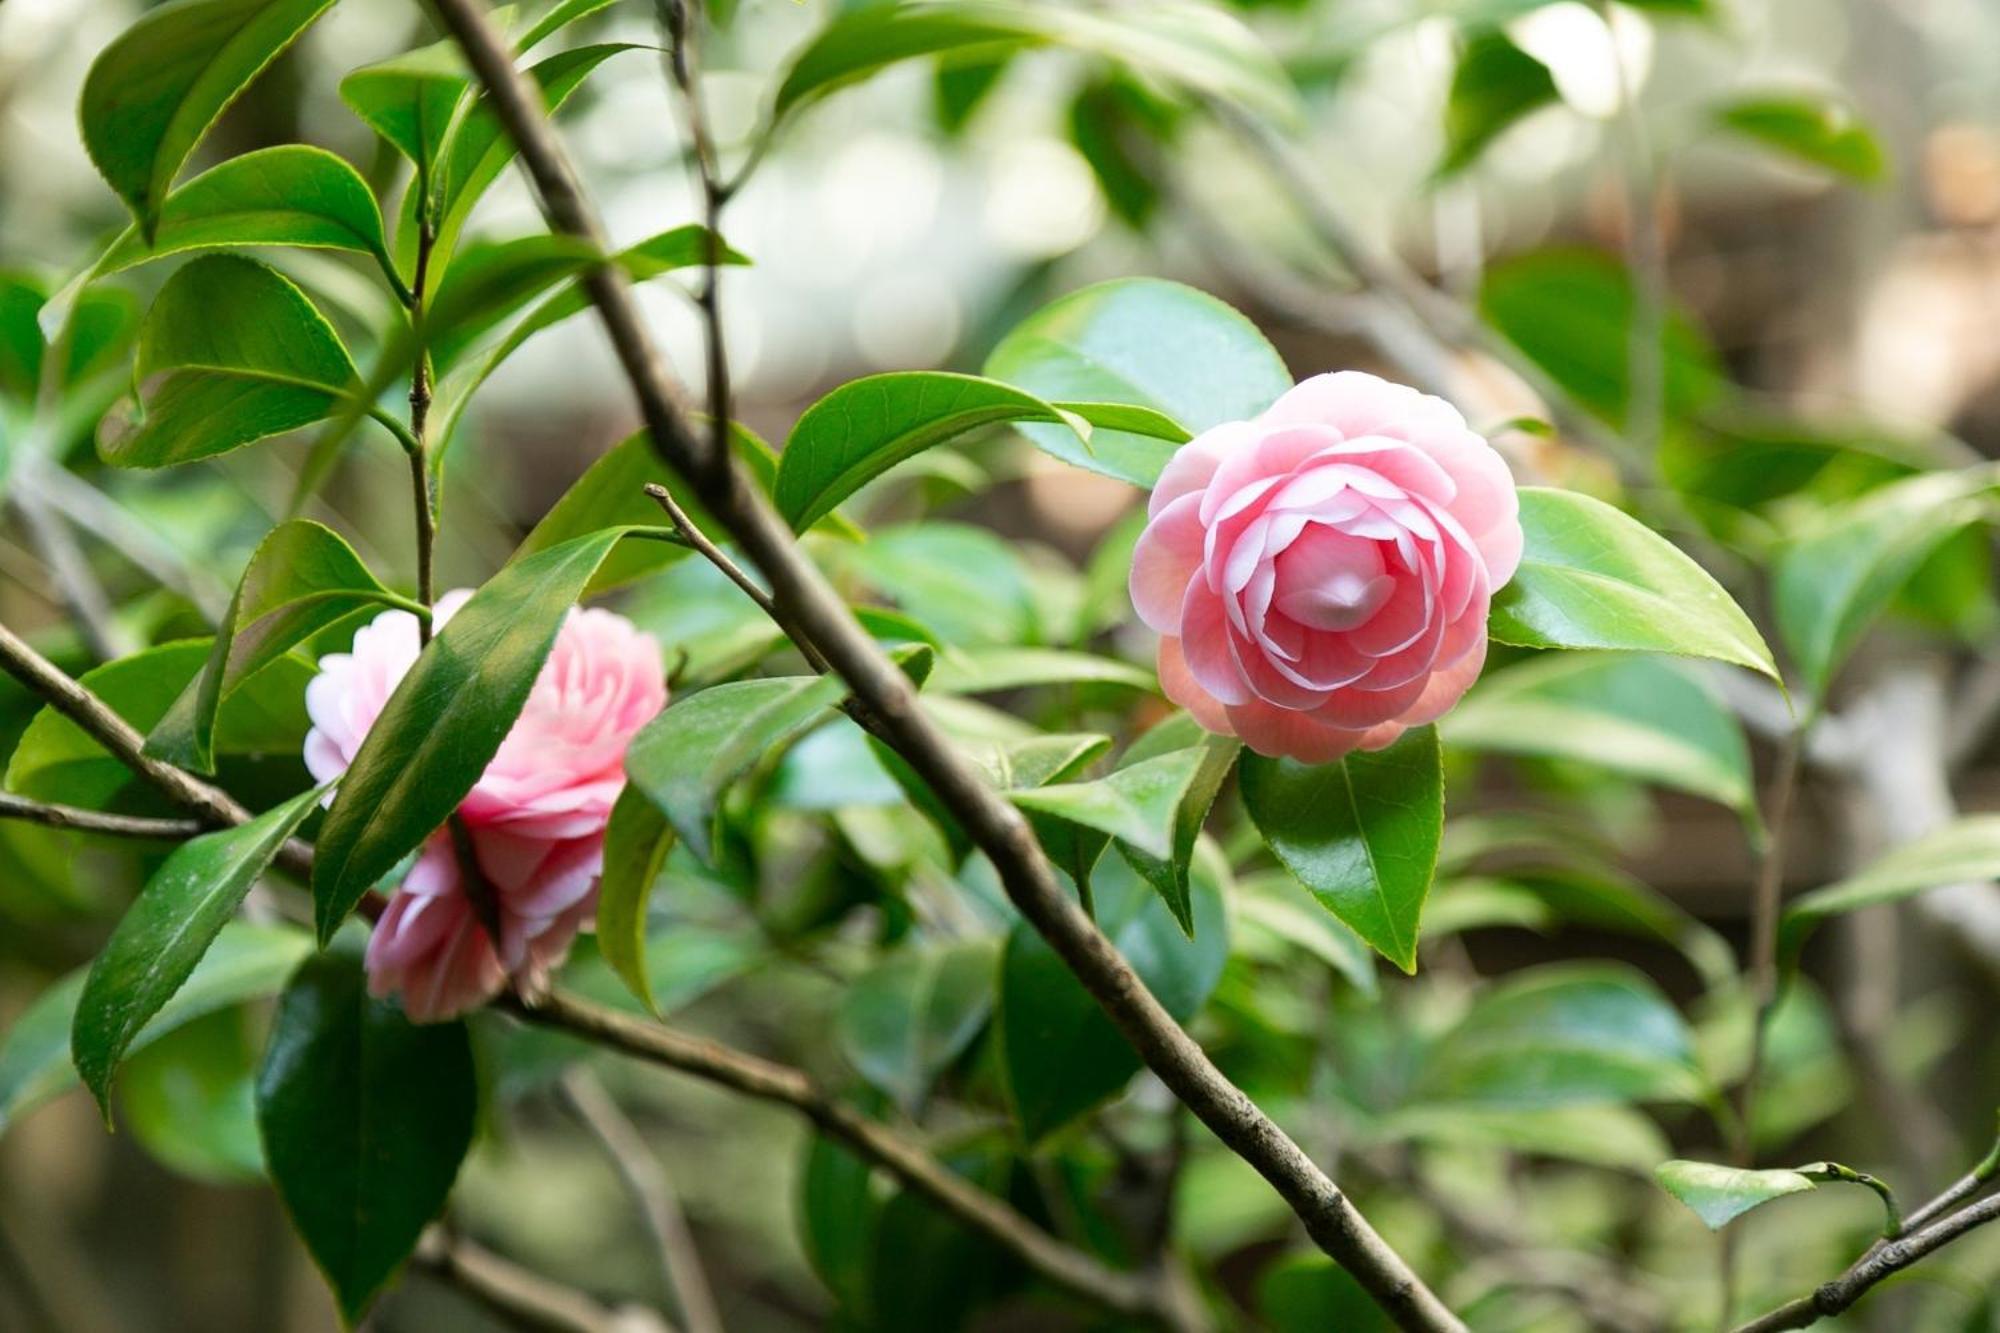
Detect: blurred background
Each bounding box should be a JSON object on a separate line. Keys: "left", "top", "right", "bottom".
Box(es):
{"left": 4, "top": 0, "right": 2000, "bottom": 1328}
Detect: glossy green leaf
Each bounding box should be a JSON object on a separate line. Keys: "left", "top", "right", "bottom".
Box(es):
{"left": 257, "top": 937, "right": 476, "bottom": 1322}
{"left": 104, "top": 255, "right": 358, "bottom": 469}
{"left": 596, "top": 786, "right": 676, "bottom": 1013}
{"left": 1417, "top": 963, "right": 1707, "bottom": 1108}
{"left": 1447, "top": 652, "right": 1754, "bottom": 812}
{"left": 0, "top": 924, "right": 309, "bottom": 1134}
{"left": 838, "top": 522, "right": 1040, "bottom": 647}
{"left": 80, "top": 0, "right": 338, "bottom": 235}
{"left": 774, "top": 1, "right": 1296, "bottom": 126}
{"left": 1438, "top": 30, "right": 1557, "bottom": 177}
{"left": 1773, "top": 468, "right": 1996, "bottom": 697}
{"left": 517, "top": 0, "right": 619, "bottom": 51}
{"left": 837, "top": 939, "right": 998, "bottom": 1114}
{"left": 1656, "top": 1160, "right": 1817, "bottom": 1229}
{"left": 998, "top": 856, "right": 1227, "bottom": 1140}
{"left": 149, "top": 520, "right": 406, "bottom": 773}
{"left": 73, "top": 786, "right": 322, "bottom": 1114}
{"left": 118, "top": 1010, "right": 265, "bottom": 1183}
{"left": 1239, "top": 727, "right": 1441, "bottom": 973}
{"left": 1780, "top": 816, "right": 2000, "bottom": 963}
{"left": 1714, "top": 95, "right": 1885, "bottom": 182}
{"left": 313, "top": 527, "right": 664, "bottom": 939}
{"left": 1011, "top": 744, "right": 1208, "bottom": 866}
{"left": 339, "top": 42, "right": 468, "bottom": 193}
{"left": 1479, "top": 248, "right": 1726, "bottom": 428}
{"left": 1116, "top": 716, "right": 1238, "bottom": 933}
{"left": 772, "top": 371, "right": 1188, "bottom": 530}
{"left": 81, "top": 146, "right": 395, "bottom": 298}
{"left": 984, "top": 277, "right": 1291, "bottom": 486}
{"left": 928, "top": 646, "right": 1155, "bottom": 695}
{"left": 1235, "top": 870, "right": 1378, "bottom": 997}
{"left": 1490, "top": 488, "right": 1781, "bottom": 680}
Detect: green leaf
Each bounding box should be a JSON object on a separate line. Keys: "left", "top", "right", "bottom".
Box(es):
{"left": 1438, "top": 30, "right": 1557, "bottom": 177}
{"left": 79, "top": 146, "right": 395, "bottom": 299}
{"left": 257, "top": 937, "right": 476, "bottom": 1322}
{"left": 149, "top": 520, "right": 405, "bottom": 773}
{"left": 596, "top": 786, "right": 676, "bottom": 1013}
{"left": 1773, "top": 468, "right": 1996, "bottom": 698}
{"left": 1235, "top": 871, "right": 1378, "bottom": 997}
{"left": 72, "top": 786, "right": 323, "bottom": 1114}
{"left": 772, "top": 371, "right": 1188, "bottom": 530}
{"left": 773, "top": 1, "right": 1296, "bottom": 127}
{"left": 104, "top": 254, "right": 359, "bottom": 469}
{"left": 1780, "top": 816, "right": 2000, "bottom": 964}
{"left": 0, "top": 924, "right": 310, "bottom": 1135}
{"left": 312, "top": 527, "right": 661, "bottom": 939}
{"left": 1479, "top": 248, "right": 1727, "bottom": 428}
{"left": 1116, "top": 720, "right": 1238, "bottom": 933}
{"left": 1259, "top": 1254, "right": 1394, "bottom": 1333}
{"left": 834, "top": 522, "right": 1039, "bottom": 647}
{"left": 1010, "top": 745, "right": 1206, "bottom": 863}
{"left": 339, "top": 41, "right": 469, "bottom": 193}
{"left": 517, "top": 0, "right": 620, "bottom": 52}
{"left": 984, "top": 277, "right": 1292, "bottom": 486}
{"left": 80, "top": 0, "right": 339, "bottom": 235}
{"left": 928, "top": 647, "right": 1156, "bottom": 695}
{"left": 118, "top": 1010, "right": 264, "bottom": 1183}
{"left": 837, "top": 939, "right": 998, "bottom": 1114}
{"left": 0, "top": 271, "right": 47, "bottom": 400}
{"left": 1446, "top": 652, "right": 1754, "bottom": 813}
{"left": 1490, "top": 487, "right": 1781, "bottom": 681}
{"left": 1239, "top": 727, "right": 1442, "bottom": 973}
{"left": 1437, "top": 867, "right": 1735, "bottom": 988}
{"left": 998, "top": 856, "right": 1227, "bottom": 1140}
{"left": 1714, "top": 95, "right": 1885, "bottom": 182}
{"left": 1417, "top": 963, "right": 1707, "bottom": 1108}
{"left": 1655, "top": 1160, "right": 1817, "bottom": 1229}
{"left": 1374, "top": 1103, "right": 1671, "bottom": 1173}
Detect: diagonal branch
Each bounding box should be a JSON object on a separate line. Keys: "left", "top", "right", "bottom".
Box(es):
{"left": 0, "top": 792, "right": 202, "bottom": 840}
{"left": 423, "top": 2, "right": 1460, "bottom": 1327}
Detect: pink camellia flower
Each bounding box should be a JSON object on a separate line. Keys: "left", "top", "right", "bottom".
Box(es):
{"left": 304, "top": 590, "right": 667, "bottom": 1021}
{"left": 1130, "top": 371, "right": 1521, "bottom": 763}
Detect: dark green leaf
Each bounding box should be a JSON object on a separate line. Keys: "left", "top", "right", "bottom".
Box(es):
{"left": 984, "top": 277, "right": 1292, "bottom": 486}
{"left": 149, "top": 519, "right": 405, "bottom": 773}
{"left": 1259, "top": 1254, "right": 1394, "bottom": 1333}
{"left": 104, "top": 255, "right": 358, "bottom": 469}
{"left": 257, "top": 937, "right": 476, "bottom": 1321}
{"left": 0, "top": 924, "right": 309, "bottom": 1134}
{"left": 798, "top": 1134, "right": 881, "bottom": 1316}
{"left": 313, "top": 527, "right": 661, "bottom": 939}
{"left": 596, "top": 786, "right": 676, "bottom": 1012}
{"left": 1773, "top": 468, "right": 1996, "bottom": 697}
{"left": 1489, "top": 487, "right": 1781, "bottom": 680}
{"left": 837, "top": 939, "right": 998, "bottom": 1114}
{"left": 1239, "top": 727, "right": 1442, "bottom": 973}
{"left": 1714, "top": 95, "right": 1886, "bottom": 182}
{"left": 1438, "top": 31, "right": 1557, "bottom": 177}
{"left": 1446, "top": 652, "right": 1753, "bottom": 812}
{"left": 73, "top": 786, "right": 322, "bottom": 1113}
{"left": 80, "top": 0, "right": 339, "bottom": 234}
{"left": 998, "top": 856, "right": 1227, "bottom": 1140}
{"left": 1656, "top": 1160, "right": 1816, "bottom": 1229}
{"left": 772, "top": 371, "right": 1187, "bottom": 531}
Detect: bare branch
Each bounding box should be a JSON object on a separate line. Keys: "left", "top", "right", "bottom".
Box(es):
{"left": 423, "top": 3, "right": 1460, "bottom": 1325}
{"left": 413, "top": 1227, "right": 674, "bottom": 1333}
{"left": 0, "top": 792, "right": 202, "bottom": 840}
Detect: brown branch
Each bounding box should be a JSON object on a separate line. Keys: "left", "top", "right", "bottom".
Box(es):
{"left": 0, "top": 792, "right": 203, "bottom": 840}
{"left": 413, "top": 1227, "right": 672, "bottom": 1333}
{"left": 503, "top": 991, "right": 1182, "bottom": 1327}
{"left": 421, "top": 2, "right": 1461, "bottom": 1326}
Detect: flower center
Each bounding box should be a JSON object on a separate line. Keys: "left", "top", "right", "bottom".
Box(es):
{"left": 1272, "top": 525, "right": 1393, "bottom": 631}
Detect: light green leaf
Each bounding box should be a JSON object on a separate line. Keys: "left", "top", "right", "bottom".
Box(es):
{"left": 80, "top": 0, "right": 339, "bottom": 235}
{"left": 1438, "top": 30, "right": 1557, "bottom": 177}
{"left": 1780, "top": 816, "right": 2000, "bottom": 963}
{"left": 1714, "top": 95, "right": 1886, "bottom": 182}
{"left": 73, "top": 786, "right": 323, "bottom": 1114}
{"left": 837, "top": 522, "right": 1039, "bottom": 647}
{"left": 836, "top": 939, "right": 998, "bottom": 1114}
{"left": 0, "top": 924, "right": 310, "bottom": 1134}
{"left": 1656, "top": 1159, "right": 1817, "bottom": 1229}
{"left": 118, "top": 1010, "right": 264, "bottom": 1183}
{"left": 149, "top": 520, "right": 406, "bottom": 773}
{"left": 1490, "top": 487, "right": 1780, "bottom": 681}
{"left": 928, "top": 646, "right": 1156, "bottom": 695}
{"left": 1010, "top": 745, "right": 1205, "bottom": 862}
{"left": 516, "top": 0, "right": 620, "bottom": 52}
{"left": 103, "top": 255, "right": 359, "bottom": 469}
{"left": 984, "top": 277, "right": 1291, "bottom": 486}
{"left": 257, "top": 937, "right": 475, "bottom": 1322}
{"left": 1773, "top": 467, "right": 1997, "bottom": 698}
{"left": 1116, "top": 715, "right": 1239, "bottom": 933}
{"left": 313, "top": 527, "right": 666, "bottom": 939}
{"left": 772, "top": 371, "right": 1188, "bottom": 530}
{"left": 1239, "top": 727, "right": 1442, "bottom": 973}
{"left": 596, "top": 786, "right": 676, "bottom": 1013}
{"left": 1375, "top": 1103, "right": 1670, "bottom": 1173}
{"left": 339, "top": 42, "right": 467, "bottom": 194}
{"left": 1446, "top": 652, "right": 1754, "bottom": 813}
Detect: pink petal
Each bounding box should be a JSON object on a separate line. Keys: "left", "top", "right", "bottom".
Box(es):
{"left": 1178, "top": 581, "right": 1253, "bottom": 706}
{"left": 1130, "top": 492, "right": 1206, "bottom": 633}
{"left": 1156, "top": 636, "right": 1234, "bottom": 735}
{"left": 1225, "top": 697, "right": 1374, "bottom": 764}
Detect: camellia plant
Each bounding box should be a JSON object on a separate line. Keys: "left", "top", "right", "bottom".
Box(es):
{"left": 1, "top": 0, "right": 1998, "bottom": 1331}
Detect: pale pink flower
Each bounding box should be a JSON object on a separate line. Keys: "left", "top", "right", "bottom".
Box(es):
{"left": 304, "top": 590, "right": 667, "bottom": 1020}
{"left": 1129, "top": 371, "right": 1521, "bottom": 763}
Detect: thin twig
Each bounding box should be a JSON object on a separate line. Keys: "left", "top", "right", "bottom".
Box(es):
{"left": 413, "top": 1227, "right": 672, "bottom": 1333}
{"left": 657, "top": 0, "right": 732, "bottom": 476}
{"left": 560, "top": 1068, "right": 724, "bottom": 1333}
{"left": 424, "top": 4, "right": 1459, "bottom": 1325}
{"left": 0, "top": 792, "right": 203, "bottom": 839}
{"left": 408, "top": 216, "right": 440, "bottom": 632}
{"left": 7, "top": 489, "right": 129, "bottom": 661}
{"left": 642, "top": 483, "right": 830, "bottom": 676}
